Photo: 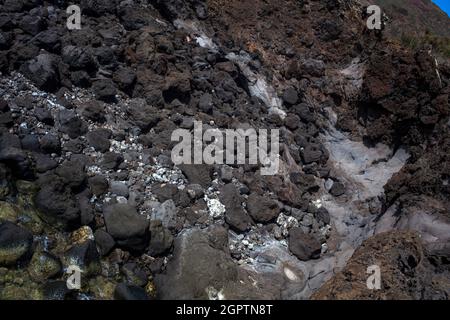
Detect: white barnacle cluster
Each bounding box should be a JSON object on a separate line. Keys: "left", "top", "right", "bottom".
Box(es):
{"left": 204, "top": 195, "right": 226, "bottom": 219}
{"left": 276, "top": 213, "right": 299, "bottom": 237}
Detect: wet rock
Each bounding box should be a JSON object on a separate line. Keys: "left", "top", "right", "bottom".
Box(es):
{"left": 62, "top": 240, "right": 101, "bottom": 276}
{"left": 28, "top": 251, "right": 62, "bottom": 282}
{"left": 114, "top": 283, "right": 150, "bottom": 300}
{"left": 0, "top": 201, "right": 18, "bottom": 222}
{"left": 94, "top": 229, "right": 115, "bottom": 256}
{"left": 103, "top": 203, "right": 149, "bottom": 252}
{"left": 0, "top": 166, "right": 11, "bottom": 199}
{"left": 43, "top": 281, "right": 73, "bottom": 300}
{"left": 58, "top": 110, "right": 88, "bottom": 139}
{"left": 86, "top": 129, "right": 111, "bottom": 153}
{"left": 93, "top": 79, "right": 117, "bottom": 102}
{"left": 246, "top": 193, "right": 279, "bottom": 223}
{"left": 121, "top": 262, "right": 148, "bottom": 287}
{"left": 71, "top": 226, "right": 95, "bottom": 245}
{"left": 148, "top": 220, "right": 174, "bottom": 256}
{"left": 88, "top": 175, "right": 109, "bottom": 196}
{"left": 219, "top": 184, "right": 252, "bottom": 232}
{"left": 20, "top": 53, "right": 61, "bottom": 92}
{"left": 288, "top": 227, "right": 321, "bottom": 261}
{"left": 0, "top": 221, "right": 33, "bottom": 266}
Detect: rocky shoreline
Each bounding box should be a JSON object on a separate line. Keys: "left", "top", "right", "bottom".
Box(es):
{"left": 0, "top": 0, "right": 449, "bottom": 300}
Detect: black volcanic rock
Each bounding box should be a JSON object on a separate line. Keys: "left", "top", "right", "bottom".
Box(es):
{"left": 20, "top": 54, "right": 61, "bottom": 92}
{"left": 219, "top": 184, "right": 252, "bottom": 232}
{"left": 93, "top": 79, "right": 117, "bottom": 102}
{"left": 103, "top": 204, "right": 149, "bottom": 252}
{"left": 57, "top": 110, "right": 88, "bottom": 139}
{"left": 246, "top": 193, "right": 279, "bottom": 223}
{"left": 0, "top": 221, "right": 33, "bottom": 266}
{"left": 35, "top": 177, "right": 81, "bottom": 230}
{"left": 288, "top": 227, "right": 321, "bottom": 261}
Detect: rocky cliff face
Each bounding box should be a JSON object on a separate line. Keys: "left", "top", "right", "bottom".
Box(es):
{"left": 370, "top": 0, "right": 450, "bottom": 38}
{"left": 0, "top": 0, "right": 449, "bottom": 300}
{"left": 363, "top": 0, "right": 450, "bottom": 59}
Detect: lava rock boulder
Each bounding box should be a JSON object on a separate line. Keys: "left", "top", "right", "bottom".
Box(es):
{"left": 103, "top": 204, "right": 150, "bottom": 252}
{"left": 0, "top": 221, "right": 33, "bottom": 266}
{"left": 246, "top": 193, "right": 279, "bottom": 223}
{"left": 288, "top": 227, "right": 322, "bottom": 261}
{"left": 20, "top": 53, "right": 61, "bottom": 92}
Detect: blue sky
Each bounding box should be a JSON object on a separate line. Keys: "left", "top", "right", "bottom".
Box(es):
{"left": 433, "top": 0, "right": 450, "bottom": 17}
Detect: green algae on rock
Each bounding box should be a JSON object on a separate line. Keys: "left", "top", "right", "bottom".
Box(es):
{"left": 87, "top": 276, "right": 116, "bottom": 300}
{"left": 61, "top": 240, "right": 102, "bottom": 277}
{"left": 0, "top": 201, "right": 19, "bottom": 222}
{"left": 0, "top": 221, "right": 33, "bottom": 266}
{"left": 28, "top": 251, "right": 62, "bottom": 282}
{"left": 15, "top": 180, "right": 39, "bottom": 195}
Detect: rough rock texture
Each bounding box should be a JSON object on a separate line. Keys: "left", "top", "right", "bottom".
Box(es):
{"left": 103, "top": 204, "right": 149, "bottom": 251}
{"left": 288, "top": 227, "right": 322, "bottom": 261}
{"left": 0, "top": 221, "right": 33, "bottom": 266}
{"left": 0, "top": 0, "right": 448, "bottom": 301}
{"left": 313, "top": 231, "right": 450, "bottom": 300}
{"left": 155, "top": 227, "right": 238, "bottom": 300}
